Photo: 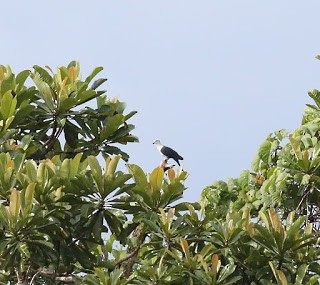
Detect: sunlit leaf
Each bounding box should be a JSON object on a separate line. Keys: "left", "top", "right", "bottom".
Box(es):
{"left": 289, "top": 134, "right": 302, "bottom": 160}
{"left": 85, "top": 66, "right": 104, "bottom": 84}
{"left": 211, "top": 254, "right": 220, "bottom": 275}
{"left": 258, "top": 140, "right": 272, "bottom": 163}
{"left": 8, "top": 189, "right": 20, "bottom": 224}
{"left": 106, "top": 155, "right": 121, "bottom": 176}
{"left": 150, "top": 167, "right": 164, "bottom": 192}
{"left": 127, "top": 164, "right": 147, "bottom": 188}
{"left": 0, "top": 90, "right": 16, "bottom": 119}
{"left": 180, "top": 237, "right": 190, "bottom": 259}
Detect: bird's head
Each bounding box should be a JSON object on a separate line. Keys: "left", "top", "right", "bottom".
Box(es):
{"left": 153, "top": 139, "right": 161, "bottom": 145}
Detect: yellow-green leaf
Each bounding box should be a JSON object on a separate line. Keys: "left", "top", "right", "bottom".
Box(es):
{"left": 180, "top": 237, "right": 190, "bottom": 258}
{"left": 23, "top": 183, "right": 35, "bottom": 215}
{"left": 289, "top": 135, "right": 302, "bottom": 160}
{"left": 159, "top": 208, "right": 167, "bottom": 224}
{"left": 278, "top": 271, "right": 288, "bottom": 285}
{"left": 106, "top": 155, "right": 120, "bottom": 176}
{"left": 127, "top": 164, "right": 147, "bottom": 188}
{"left": 197, "top": 255, "right": 208, "bottom": 273}
{"left": 9, "top": 189, "right": 21, "bottom": 222}
{"left": 211, "top": 254, "right": 220, "bottom": 275}
{"left": 258, "top": 140, "right": 272, "bottom": 163}
{"left": 268, "top": 209, "right": 283, "bottom": 234}
{"left": 88, "top": 156, "right": 102, "bottom": 178}
{"left": 70, "top": 153, "right": 83, "bottom": 177}
{"left": 168, "top": 168, "right": 175, "bottom": 183}
{"left": 168, "top": 208, "right": 175, "bottom": 220}
{"left": 150, "top": 167, "right": 164, "bottom": 192}
{"left": 36, "top": 163, "right": 48, "bottom": 184}
{"left": 259, "top": 211, "right": 270, "bottom": 230}
{"left": 1, "top": 90, "right": 17, "bottom": 119}
{"left": 0, "top": 65, "right": 5, "bottom": 80}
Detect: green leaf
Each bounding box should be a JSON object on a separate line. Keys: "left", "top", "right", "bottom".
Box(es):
{"left": 9, "top": 189, "right": 20, "bottom": 225}
{"left": 58, "top": 97, "right": 77, "bottom": 111}
{"left": 161, "top": 182, "right": 184, "bottom": 206}
{"left": 289, "top": 135, "right": 302, "bottom": 160}
{"left": 85, "top": 66, "right": 104, "bottom": 84}
{"left": 0, "top": 90, "right": 17, "bottom": 119}
{"left": 31, "top": 72, "right": 54, "bottom": 110}
{"left": 101, "top": 114, "right": 124, "bottom": 140}
{"left": 18, "top": 242, "right": 31, "bottom": 258}
{"left": 238, "top": 170, "right": 250, "bottom": 190}
{"left": 130, "top": 186, "right": 153, "bottom": 209}
{"left": 64, "top": 121, "right": 79, "bottom": 148}
{"left": 33, "top": 65, "right": 54, "bottom": 87}
{"left": 125, "top": 110, "right": 138, "bottom": 121}
{"left": 305, "top": 275, "right": 320, "bottom": 285}
{"left": 104, "top": 210, "right": 124, "bottom": 237}
{"left": 127, "top": 164, "right": 148, "bottom": 188}
{"left": 88, "top": 156, "right": 103, "bottom": 179}
{"left": 91, "top": 211, "right": 103, "bottom": 241}
{"left": 295, "top": 264, "right": 308, "bottom": 284}
{"left": 108, "top": 124, "right": 135, "bottom": 142}
{"left": 16, "top": 70, "right": 30, "bottom": 91}
{"left": 60, "top": 159, "right": 72, "bottom": 178}
{"left": 0, "top": 204, "right": 9, "bottom": 226}
{"left": 258, "top": 140, "right": 272, "bottom": 163}
{"left": 11, "top": 103, "right": 35, "bottom": 126}
{"left": 104, "top": 145, "right": 130, "bottom": 162}
{"left": 111, "top": 173, "right": 132, "bottom": 195}
{"left": 218, "top": 264, "right": 237, "bottom": 282}
{"left": 251, "top": 224, "right": 277, "bottom": 253}
{"left": 21, "top": 182, "right": 35, "bottom": 215}
{"left": 70, "top": 243, "right": 95, "bottom": 269}
{"left": 0, "top": 73, "right": 15, "bottom": 94}
{"left": 180, "top": 237, "right": 190, "bottom": 259}
{"left": 90, "top": 78, "right": 107, "bottom": 90}
{"left": 77, "top": 90, "right": 101, "bottom": 105}
{"left": 106, "top": 155, "right": 121, "bottom": 176}
{"left": 150, "top": 167, "right": 164, "bottom": 192}
{"left": 140, "top": 217, "right": 162, "bottom": 233}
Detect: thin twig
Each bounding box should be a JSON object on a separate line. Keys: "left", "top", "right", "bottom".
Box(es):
{"left": 30, "top": 271, "right": 41, "bottom": 285}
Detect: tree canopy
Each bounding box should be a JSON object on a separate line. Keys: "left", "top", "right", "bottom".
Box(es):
{"left": 0, "top": 61, "right": 319, "bottom": 285}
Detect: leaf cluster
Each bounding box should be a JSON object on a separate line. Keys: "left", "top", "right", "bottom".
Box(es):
{"left": 0, "top": 62, "right": 138, "bottom": 162}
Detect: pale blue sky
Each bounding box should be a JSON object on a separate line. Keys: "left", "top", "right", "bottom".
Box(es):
{"left": 2, "top": 1, "right": 320, "bottom": 202}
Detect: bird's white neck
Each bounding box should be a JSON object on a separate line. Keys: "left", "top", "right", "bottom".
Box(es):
{"left": 155, "top": 144, "right": 163, "bottom": 153}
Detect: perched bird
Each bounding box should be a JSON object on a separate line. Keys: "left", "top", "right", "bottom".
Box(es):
{"left": 153, "top": 140, "right": 183, "bottom": 166}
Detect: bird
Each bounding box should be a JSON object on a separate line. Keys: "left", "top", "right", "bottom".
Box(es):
{"left": 153, "top": 140, "right": 183, "bottom": 166}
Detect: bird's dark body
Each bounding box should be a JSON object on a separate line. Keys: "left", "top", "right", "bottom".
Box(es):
{"left": 161, "top": 146, "right": 183, "bottom": 165}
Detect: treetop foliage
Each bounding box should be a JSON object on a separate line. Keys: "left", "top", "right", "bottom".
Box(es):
{"left": 0, "top": 61, "right": 319, "bottom": 284}
{"left": 0, "top": 61, "right": 138, "bottom": 162}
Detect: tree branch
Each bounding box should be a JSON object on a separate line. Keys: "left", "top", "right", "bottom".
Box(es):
{"left": 30, "top": 268, "right": 75, "bottom": 284}
{"left": 119, "top": 224, "right": 147, "bottom": 278}
{"left": 115, "top": 245, "right": 141, "bottom": 268}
